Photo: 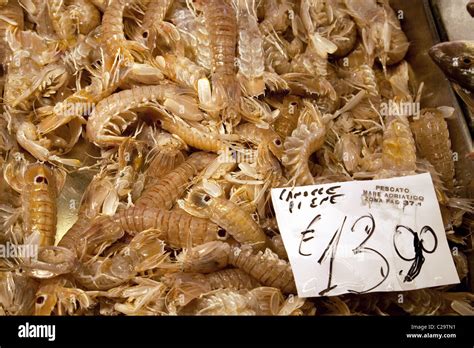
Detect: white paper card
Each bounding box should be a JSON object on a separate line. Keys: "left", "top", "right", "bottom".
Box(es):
{"left": 271, "top": 173, "right": 459, "bottom": 298}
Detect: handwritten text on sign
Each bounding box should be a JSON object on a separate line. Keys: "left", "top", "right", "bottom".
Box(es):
{"left": 271, "top": 174, "right": 459, "bottom": 297}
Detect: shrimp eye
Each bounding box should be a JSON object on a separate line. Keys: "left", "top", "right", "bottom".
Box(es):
{"left": 273, "top": 138, "right": 282, "bottom": 146}
{"left": 36, "top": 296, "right": 45, "bottom": 305}
{"left": 217, "top": 228, "right": 227, "bottom": 239}
{"left": 203, "top": 194, "right": 211, "bottom": 203}
{"left": 35, "top": 176, "right": 48, "bottom": 185}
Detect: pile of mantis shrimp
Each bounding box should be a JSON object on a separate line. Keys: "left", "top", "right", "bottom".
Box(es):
{"left": 0, "top": 0, "right": 473, "bottom": 315}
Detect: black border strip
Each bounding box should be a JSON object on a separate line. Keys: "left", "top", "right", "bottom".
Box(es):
{"left": 0, "top": 316, "right": 472, "bottom": 346}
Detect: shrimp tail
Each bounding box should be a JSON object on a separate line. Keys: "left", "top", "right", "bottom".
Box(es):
{"left": 282, "top": 102, "right": 327, "bottom": 185}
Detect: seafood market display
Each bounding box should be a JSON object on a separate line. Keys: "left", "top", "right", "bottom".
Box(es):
{"left": 0, "top": 0, "right": 472, "bottom": 316}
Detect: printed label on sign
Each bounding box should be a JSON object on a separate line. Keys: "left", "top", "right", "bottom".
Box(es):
{"left": 271, "top": 173, "right": 459, "bottom": 297}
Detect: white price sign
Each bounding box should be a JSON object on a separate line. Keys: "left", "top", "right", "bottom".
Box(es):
{"left": 271, "top": 173, "right": 459, "bottom": 298}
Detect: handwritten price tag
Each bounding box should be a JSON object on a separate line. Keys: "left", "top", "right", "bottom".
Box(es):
{"left": 271, "top": 173, "right": 459, "bottom": 297}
